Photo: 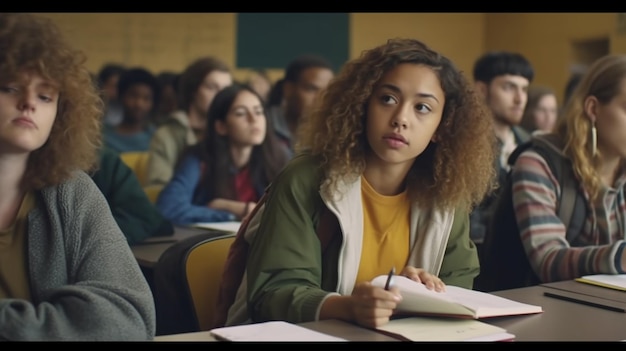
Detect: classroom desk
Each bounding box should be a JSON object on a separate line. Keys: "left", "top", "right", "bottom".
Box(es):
{"left": 154, "top": 284, "right": 626, "bottom": 342}
{"left": 486, "top": 285, "right": 626, "bottom": 341}
{"left": 130, "top": 226, "right": 213, "bottom": 268}
{"left": 541, "top": 279, "right": 626, "bottom": 304}
{"left": 154, "top": 319, "right": 399, "bottom": 342}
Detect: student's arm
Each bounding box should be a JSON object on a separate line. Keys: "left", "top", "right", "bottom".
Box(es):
{"left": 0, "top": 173, "right": 155, "bottom": 341}
{"left": 156, "top": 154, "right": 236, "bottom": 226}
{"left": 208, "top": 198, "right": 255, "bottom": 219}
{"left": 512, "top": 150, "right": 626, "bottom": 282}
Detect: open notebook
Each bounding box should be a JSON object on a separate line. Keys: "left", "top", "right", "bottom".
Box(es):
{"left": 377, "top": 317, "right": 515, "bottom": 342}
{"left": 371, "top": 275, "right": 543, "bottom": 319}
{"left": 209, "top": 321, "right": 347, "bottom": 342}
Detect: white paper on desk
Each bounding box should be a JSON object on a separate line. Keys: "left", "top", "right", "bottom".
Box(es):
{"left": 192, "top": 221, "right": 241, "bottom": 233}
{"left": 576, "top": 274, "right": 626, "bottom": 291}
{"left": 377, "top": 317, "right": 514, "bottom": 342}
{"left": 210, "top": 321, "right": 347, "bottom": 342}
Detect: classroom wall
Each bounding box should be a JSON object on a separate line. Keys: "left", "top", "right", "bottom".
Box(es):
{"left": 37, "top": 12, "right": 624, "bottom": 104}
{"left": 35, "top": 13, "right": 238, "bottom": 77}
{"left": 483, "top": 13, "right": 624, "bottom": 103}
{"left": 350, "top": 13, "right": 485, "bottom": 80}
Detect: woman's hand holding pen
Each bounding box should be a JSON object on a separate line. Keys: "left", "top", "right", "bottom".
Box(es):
{"left": 400, "top": 266, "right": 446, "bottom": 292}
{"left": 349, "top": 281, "right": 403, "bottom": 329}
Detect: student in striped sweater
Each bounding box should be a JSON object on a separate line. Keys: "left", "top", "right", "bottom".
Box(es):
{"left": 512, "top": 54, "right": 626, "bottom": 283}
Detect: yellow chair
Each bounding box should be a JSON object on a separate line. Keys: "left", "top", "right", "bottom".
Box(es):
{"left": 143, "top": 184, "right": 163, "bottom": 204}
{"left": 184, "top": 233, "right": 236, "bottom": 331}
{"left": 119, "top": 151, "right": 150, "bottom": 186}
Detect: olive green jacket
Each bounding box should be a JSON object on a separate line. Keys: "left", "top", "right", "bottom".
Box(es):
{"left": 225, "top": 153, "right": 480, "bottom": 326}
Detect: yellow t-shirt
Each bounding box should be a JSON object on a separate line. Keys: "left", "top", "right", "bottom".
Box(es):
{"left": 0, "top": 191, "right": 35, "bottom": 300}
{"left": 355, "top": 177, "right": 410, "bottom": 285}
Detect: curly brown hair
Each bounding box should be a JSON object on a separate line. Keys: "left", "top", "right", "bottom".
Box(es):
{"left": 0, "top": 13, "right": 103, "bottom": 190}
{"left": 297, "top": 38, "right": 497, "bottom": 212}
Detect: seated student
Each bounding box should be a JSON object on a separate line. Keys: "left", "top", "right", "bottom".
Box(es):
{"left": 511, "top": 54, "right": 626, "bottom": 283}
{"left": 469, "top": 51, "right": 534, "bottom": 247}
{"left": 519, "top": 85, "right": 559, "bottom": 135}
{"left": 146, "top": 57, "right": 233, "bottom": 187}
{"left": 96, "top": 63, "right": 126, "bottom": 127}
{"left": 103, "top": 67, "right": 160, "bottom": 153}
{"left": 0, "top": 13, "right": 155, "bottom": 341}
{"left": 90, "top": 147, "right": 174, "bottom": 245}
{"left": 246, "top": 68, "right": 272, "bottom": 103}
{"left": 222, "top": 38, "right": 497, "bottom": 328}
{"left": 156, "top": 83, "right": 291, "bottom": 226}
{"left": 266, "top": 55, "right": 335, "bottom": 154}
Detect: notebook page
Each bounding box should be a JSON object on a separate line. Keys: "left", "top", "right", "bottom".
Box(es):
{"left": 210, "top": 321, "right": 347, "bottom": 342}
{"left": 576, "top": 274, "right": 626, "bottom": 291}
{"left": 192, "top": 221, "right": 241, "bottom": 233}
{"left": 442, "top": 286, "right": 542, "bottom": 316}
{"left": 371, "top": 275, "right": 542, "bottom": 317}
{"left": 377, "top": 317, "right": 511, "bottom": 341}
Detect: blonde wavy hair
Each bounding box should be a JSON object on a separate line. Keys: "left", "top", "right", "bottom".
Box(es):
{"left": 296, "top": 38, "right": 497, "bottom": 212}
{"left": 555, "top": 54, "right": 626, "bottom": 203}
{"left": 0, "top": 13, "right": 103, "bottom": 190}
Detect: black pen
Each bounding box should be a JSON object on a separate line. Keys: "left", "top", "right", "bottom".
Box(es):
{"left": 384, "top": 267, "right": 395, "bottom": 290}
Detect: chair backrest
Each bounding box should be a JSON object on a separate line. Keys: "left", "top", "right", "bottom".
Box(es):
{"left": 184, "top": 233, "right": 236, "bottom": 331}
{"left": 119, "top": 151, "right": 150, "bottom": 186}
{"left": 143, "top": 184, "right": 163, "bottom": 204}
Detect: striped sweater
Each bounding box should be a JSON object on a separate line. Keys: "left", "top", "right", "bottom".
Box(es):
{"left": 511, "top": 150, "right": 626, "bottom": 282}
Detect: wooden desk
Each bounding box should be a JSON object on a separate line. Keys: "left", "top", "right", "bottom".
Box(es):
{"left": 130, "top": 226, "right": 212, "bottom": 268}
{"left": 486, "top": 285, "right": 626, "bottom": 341}
{"left": 154, "top": 285, "right": 626, "bottom": 341}
{"left": 153, "top": 319, "right": 399, "bottom": 342}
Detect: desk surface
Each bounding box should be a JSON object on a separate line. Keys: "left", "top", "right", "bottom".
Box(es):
{"left": 153, "top": 319, "right": 399, "bottom": 342}
{"left": 154, "top": 284, "right": 626, "bottom": 342}
{"left": 542, "top": 279, "right": 626, "bottom": 304}
{"left": 488, "top": 285, "right": 626, "bottom": 341}
{"left": 130, "top": 226, "right": 213, "bottom": 268}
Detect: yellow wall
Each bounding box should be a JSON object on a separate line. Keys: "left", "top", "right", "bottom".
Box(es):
{"left": 35, "top": 13, "right": 238, "bottom": 77}
{"left": 37, "top": 12, "right": 625, "bottom": 103}
{"left": 350, "top": 13, "right": 485, "bottom": 80}
{"left": 483, "top": 13, "right": 622, "bottom": 103}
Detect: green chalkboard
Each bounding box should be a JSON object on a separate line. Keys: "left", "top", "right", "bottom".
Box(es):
{"left": 236, "top": 13, "right": 349, "bottom": 72}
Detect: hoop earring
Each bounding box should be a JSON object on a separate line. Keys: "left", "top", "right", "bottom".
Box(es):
{"left": 591, "top": 121, "right": 597, "bottom": 157}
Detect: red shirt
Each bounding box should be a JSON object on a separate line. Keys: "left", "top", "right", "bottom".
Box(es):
{"left": 234, "top": 166, "right": 258, "bottom": 203}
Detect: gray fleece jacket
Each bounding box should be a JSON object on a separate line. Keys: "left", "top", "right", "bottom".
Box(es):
{"left": 0, "top": 171, "right": 156, "bottom": 341}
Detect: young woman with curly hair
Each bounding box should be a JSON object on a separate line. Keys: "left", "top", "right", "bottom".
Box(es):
{"left": 510, "top": 54, "right": 626, "bottom": 284}
{"left": 0, "top": 13, "right": 155, "bottom": 340}
{"left": 221, "top": 38, "right": 497, "bottom": 329}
